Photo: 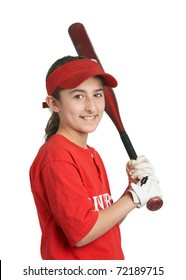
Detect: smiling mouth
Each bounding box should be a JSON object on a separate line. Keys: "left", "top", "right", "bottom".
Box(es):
{"left": 80, "top": 115, "right": 97, "bottom": 120}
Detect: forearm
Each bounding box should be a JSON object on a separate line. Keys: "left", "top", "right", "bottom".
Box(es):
{"left": 75, "top": 193, "right": 136, "bottom": 247}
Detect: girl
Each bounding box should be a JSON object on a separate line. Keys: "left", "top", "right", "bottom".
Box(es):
{"left": 29, "top": 56, "right": 162, "bottom": 260}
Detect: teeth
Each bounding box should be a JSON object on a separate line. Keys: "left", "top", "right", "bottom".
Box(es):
{"left": 83, "top": 116, "right": 95, "bottom": 120}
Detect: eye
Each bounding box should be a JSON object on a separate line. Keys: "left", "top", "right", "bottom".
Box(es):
{"left": 94, "top": 91, "right": 104, "bottom": 97}
{"left": 74, "top": 94, "right": 83, "bottom": 99}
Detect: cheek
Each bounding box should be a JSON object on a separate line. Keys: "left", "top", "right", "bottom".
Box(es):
{"left": 98, "top": 98, "right": 105, "bottom": 113}
{"left": 60, "top": 103, "right": 81, "bottom": 120}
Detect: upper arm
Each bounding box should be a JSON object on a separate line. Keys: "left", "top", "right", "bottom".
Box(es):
{"left": 41, "top": 160, "right": 98, "bottom": 246}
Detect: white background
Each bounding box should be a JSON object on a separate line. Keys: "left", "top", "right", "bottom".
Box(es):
{"left": 0, "top": 0, "right": 185, "bottom": 278}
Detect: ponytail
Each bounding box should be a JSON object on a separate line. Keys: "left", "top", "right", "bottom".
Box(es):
{"left": 45, "top": 112, "right": 60, "bottom": 142}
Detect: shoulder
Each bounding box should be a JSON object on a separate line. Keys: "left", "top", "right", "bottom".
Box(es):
{"left": 30, "top": 135, "right": 73, "bottom": 173}
{"left": 36, "top": 134, "right": 76, "bottom": 163}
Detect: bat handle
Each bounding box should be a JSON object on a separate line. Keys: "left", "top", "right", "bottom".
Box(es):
{"left": 120, "top": 131, "right": 163, "bottom": 211}
{"left": 120, "top": 131, "right": 137, "bottom": 159}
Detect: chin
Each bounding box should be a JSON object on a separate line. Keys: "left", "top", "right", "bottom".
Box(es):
{"left": 80, "top": 126, "right": 98, "bottom": 134}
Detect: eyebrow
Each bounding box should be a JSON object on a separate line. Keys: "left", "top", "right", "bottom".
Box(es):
{"left": 69, "top": 88, "right": 104, "bottom": 94}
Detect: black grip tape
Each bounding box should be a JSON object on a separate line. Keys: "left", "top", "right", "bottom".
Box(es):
{"left": 120, "top": 131, "right": 137, "bottom": 160}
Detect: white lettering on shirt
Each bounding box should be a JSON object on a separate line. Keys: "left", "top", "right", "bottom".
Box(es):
{"left": 92, "top": 193, "right": 112, "bottom": 211}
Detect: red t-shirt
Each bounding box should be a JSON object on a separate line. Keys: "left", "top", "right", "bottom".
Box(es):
{"left": 30, "top": 134, "right": 124, "bottom": 260}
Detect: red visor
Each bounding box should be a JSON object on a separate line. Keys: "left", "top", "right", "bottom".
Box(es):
{"left": 46, "top": 59, "right": 118, "bottom": 96}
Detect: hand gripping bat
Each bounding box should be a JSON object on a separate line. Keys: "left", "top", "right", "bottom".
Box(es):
{"left": 68, "top": 22, "right": 163, "bottom": 211}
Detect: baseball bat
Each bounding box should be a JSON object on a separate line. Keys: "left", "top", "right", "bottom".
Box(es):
{"left": 68, "top": 22, "right": 163, "bottom": 211}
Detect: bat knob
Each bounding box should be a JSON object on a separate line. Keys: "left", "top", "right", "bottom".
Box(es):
{"left": 146, "top": 197, "right": 163, "bottom": 211}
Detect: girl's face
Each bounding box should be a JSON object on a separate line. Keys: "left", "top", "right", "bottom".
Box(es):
{"left": 56, "top": 76, "right": 105, "bottom": 144}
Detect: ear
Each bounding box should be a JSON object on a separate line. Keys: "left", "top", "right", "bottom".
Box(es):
{"left": 45, "top": 96, "right": 60, "bottom": 112}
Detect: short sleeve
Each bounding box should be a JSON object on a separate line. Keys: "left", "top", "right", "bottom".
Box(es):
{"left": 41, "top": 160, "right": 98, "bottom": 246}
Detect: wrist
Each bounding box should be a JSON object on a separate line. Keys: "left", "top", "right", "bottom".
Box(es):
{"left": 124, "top": 192, "right": 138, "bottom": 209}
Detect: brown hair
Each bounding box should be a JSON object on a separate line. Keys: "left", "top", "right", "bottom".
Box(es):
{"left": 44, "top": 56, "right": 84, "bottom": 142}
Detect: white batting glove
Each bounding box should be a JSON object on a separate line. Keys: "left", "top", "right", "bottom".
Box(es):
{"left": 128, "top": 176, "right": 163, "bottom": 208}
{"left": 126, "top": 155, "right": 162, "bottom": 207}
{"left": 126, "top": 155, "right": 159, "bottom": 183}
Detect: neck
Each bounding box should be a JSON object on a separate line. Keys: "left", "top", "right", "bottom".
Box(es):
{"left": 56, "top": 128, "right": 88, "bottom": 149}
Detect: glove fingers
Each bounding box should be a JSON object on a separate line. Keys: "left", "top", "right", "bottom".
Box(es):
{"left": 130, "top": 155, "right": 147, "bottom": 166}
{"left": 127, "top": 155, "right": 149, "bottom": 170}
{"left": 132, "top": 162, "right": 154, "bottom": 171}
{"left": 132, "top": 169, "right": 151, "bottom": 179}
{"left": 132, "top": 167, "right": 154, "bottom": 175}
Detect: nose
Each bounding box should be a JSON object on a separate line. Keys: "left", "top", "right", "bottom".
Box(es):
{"left": 85, "top": 97, "right": 96, "bottom": 112}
